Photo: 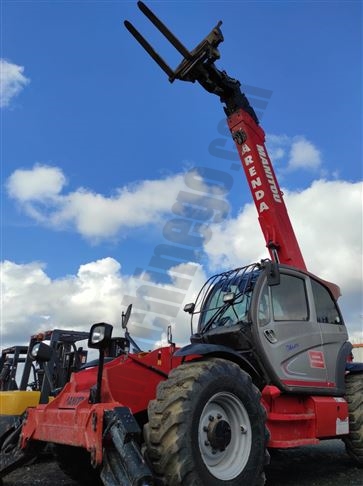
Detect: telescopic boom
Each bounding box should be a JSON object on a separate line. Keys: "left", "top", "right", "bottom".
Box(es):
{"left": 125, "top": 1, "right": 306, "bottom": 270}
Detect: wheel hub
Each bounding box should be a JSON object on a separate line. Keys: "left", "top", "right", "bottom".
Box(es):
{"left": 198, "top": 391, "right": 253, "bottom": 480}
{"left": 207, "top": 418, "right": 231, "bottom": 451}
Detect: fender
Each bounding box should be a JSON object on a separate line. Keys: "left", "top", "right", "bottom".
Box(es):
{"left": 174, "top": 343, "right": 264, "bottom": 386}
{"left": 336, "top": 341, "right": 354, "bottom": 393}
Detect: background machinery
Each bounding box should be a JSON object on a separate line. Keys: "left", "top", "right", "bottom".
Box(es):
{"left": 0, "top": 329, "right": 89, "bottom": 476}
{"left": 0, "top": 2, "right": 362, "bottom": 485}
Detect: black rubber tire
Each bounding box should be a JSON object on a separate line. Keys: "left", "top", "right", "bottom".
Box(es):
{"left": 343, "top": 373, "right": 363, "bottom": 466}
{"left": 144, "top": 357, "right": 269, "bottom": 485}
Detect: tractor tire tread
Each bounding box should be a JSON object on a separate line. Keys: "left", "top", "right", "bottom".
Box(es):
{"left": 144, "top": 357, "right": 268, "bottom": 485}
{"left": 343, "top": 373, "right": 363, "bottom": 466}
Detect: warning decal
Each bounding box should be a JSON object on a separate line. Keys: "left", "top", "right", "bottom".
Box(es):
{"left": 308, "top": 350, "right": 326, "bottom": 369}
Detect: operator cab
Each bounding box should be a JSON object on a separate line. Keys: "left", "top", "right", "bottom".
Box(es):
{"left": 186, "top": 262, "right": 262, "bottom": 350}
{"left": 185, "top": 260, "right": 351, "bottom": 396}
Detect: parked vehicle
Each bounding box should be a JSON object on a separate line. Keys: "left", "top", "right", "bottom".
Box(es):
{"left": 1, "top": 3, "right": 361, "bottom": 485}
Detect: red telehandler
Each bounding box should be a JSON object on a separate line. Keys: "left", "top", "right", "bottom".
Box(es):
{"left": 1, "top": 2, "right": 362, "bottom": 485}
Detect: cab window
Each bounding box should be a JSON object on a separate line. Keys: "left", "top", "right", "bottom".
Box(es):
{"left": 311, "top": 279, "right": 341, "bottom": 324}
{"left": 258, "top": 283, "right": 270, "bottom": 326}
{"left": 199, "top": 283, "right": 251, "bottom": 329}
{"left": 271, "top": 274, "right": 309, "bottom": 321}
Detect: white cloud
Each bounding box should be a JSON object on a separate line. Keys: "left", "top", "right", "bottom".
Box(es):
{"left": 1, "top": 178, "right": 362, "bottom": 350}
{"left": 6, "top": 164, "right": 67, "bottom": 202}
{"left": 0, "top": 258, "right": 207, "bottom": 350}
{"left": 0, "top": 58, "right": 30, "bottom": 108}
{"left": 266, "top": 134, "right": 290, "bottom": 162}
{"left": 205, "top": 179, "right": 363, "bottom": 290}
{"left": 3, "top": 163, "right": 362, "bottom": 347}
{"left": 204, "top": 179, "right": 363, "bottom": 341}
{"left": 204, "top": 202, "right": 266, "bottom": 269}
{"left": 283, "top": 180, "right": 362, "bottom": 291}
{"left": 266, "top": 134, "right": 322, "bottom": 172}
{"left": 288, "top": 138, "right": 321, "bottom": 171}
{"left": 6, "top": 165, "right": 228, "bottom": 241}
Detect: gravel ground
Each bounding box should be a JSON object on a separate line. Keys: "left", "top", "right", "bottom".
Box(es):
{"left": 265, "top": 440, "right": 362, "bottom": 485}
{"left": 2, "top": 439, "right": 362, "bottom": 485}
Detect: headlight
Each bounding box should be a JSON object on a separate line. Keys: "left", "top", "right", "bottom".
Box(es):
{"left": 29, "top": 341, "right": 53, "bottom": 362}
{"left": 30, "top": 342, "right": 41, "bottom": 358}
{"left": 88, "top": 323, "right": 113, "bottom": 349}
{"left": 90, "top": 326, "right": 106, "bottom": 345}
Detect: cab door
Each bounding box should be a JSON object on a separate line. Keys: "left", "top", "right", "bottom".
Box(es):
{"left": 252, "top": 269, "right": 330, "bottom": 393}
{"left": 309, "top": 278, "right": 349, "bottom": 392}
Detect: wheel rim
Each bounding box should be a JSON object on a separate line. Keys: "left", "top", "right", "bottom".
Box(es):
{"left": 198, "top": 391, "right": 252, "bottom": 480}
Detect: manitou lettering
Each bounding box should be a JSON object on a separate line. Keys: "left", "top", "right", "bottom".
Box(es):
{"left": 256, "top": 144, "right": 282, "bottom": 203}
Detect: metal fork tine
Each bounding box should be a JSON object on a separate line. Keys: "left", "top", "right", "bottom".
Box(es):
{"left": 124, "top": 20, "right": 175, "bottom": 79}
{"left": 137, "top": 1, "right": 192, "bottom": 60}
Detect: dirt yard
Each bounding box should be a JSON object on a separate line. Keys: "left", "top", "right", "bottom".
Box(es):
{"left": 2, "top": 439, "right": 362, "bottom": 486}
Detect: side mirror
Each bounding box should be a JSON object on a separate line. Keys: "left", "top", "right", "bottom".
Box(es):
{"left": 88, "top": 323, "right": 113, "bottom": 349}
{"left": 29, "top": 342, "right": 53, "bottom": 362}
{"left": 122, "top": 304, "right": 132, "bottom": 329}
{"left": 223, "top": 292, "right": 235, "bottom": 304}
{"left": 265, "top": 261, "right": 280, "bottom": 286}
{"left": 184, "top": 303, "right": 195, "bottom": 314}
{"left": 167, "top": 325, "right": 175, "bottom": 347}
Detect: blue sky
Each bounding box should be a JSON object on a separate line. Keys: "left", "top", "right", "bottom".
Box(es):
{"left": 1, "top": 0, "right": 362, "bottom": 348}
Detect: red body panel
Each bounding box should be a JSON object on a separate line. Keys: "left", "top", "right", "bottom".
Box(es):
{"left": 21, "top": 347, "right": 182, "bottom": 464}
{"left": 262, "top": 385, "right": 349, "bottom": 448}
{"left": 21, "top": 400, "right": 107, "bottom": 465}
{"left": 227, "top": 109, "right": 306, "bottom": 271}
{"left": 102, "top": 347, "right": 181, "bottom": 412}
{"left": 21, "top": 350, "right": 349, "bottom": 462}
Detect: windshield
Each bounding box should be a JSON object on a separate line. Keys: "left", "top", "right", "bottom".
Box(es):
{"left": 197, "top": 265, "right": 261, "bottom": 333}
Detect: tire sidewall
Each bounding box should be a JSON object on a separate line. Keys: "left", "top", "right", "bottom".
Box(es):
{"left": 188, "top": 368, "right": 266, "bottom": 485}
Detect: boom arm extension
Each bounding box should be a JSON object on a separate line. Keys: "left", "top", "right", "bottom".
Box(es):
{"left": 125, "top": 1, "right": 307, "bottom": 271}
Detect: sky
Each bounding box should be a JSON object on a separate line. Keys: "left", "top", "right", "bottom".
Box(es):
{"left": 1, "top": 0, "right": 362, "bottom": 351}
